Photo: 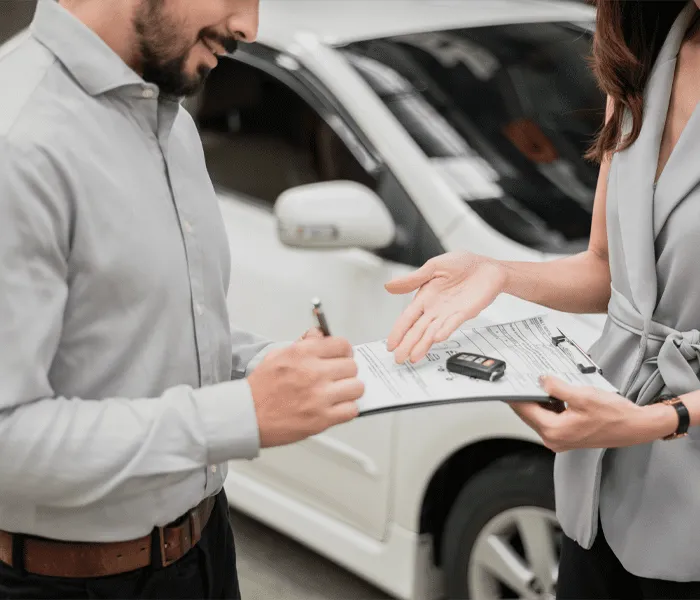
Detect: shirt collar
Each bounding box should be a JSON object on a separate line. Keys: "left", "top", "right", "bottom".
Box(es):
{"left": 31, "top": 0, "right": 146, "bottom": 96}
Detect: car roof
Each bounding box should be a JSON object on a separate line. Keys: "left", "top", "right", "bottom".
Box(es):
{"left": 257, "top": 0, "right": 596, "bottom": 50}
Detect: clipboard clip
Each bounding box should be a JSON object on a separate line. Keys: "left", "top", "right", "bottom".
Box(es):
{"left": 551, "top": 329, "right": 603, "bottom": 375}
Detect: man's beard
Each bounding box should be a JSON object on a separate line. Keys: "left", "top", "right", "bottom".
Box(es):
{"left": 133, "top": 0, "right": 238, "bottom": 98}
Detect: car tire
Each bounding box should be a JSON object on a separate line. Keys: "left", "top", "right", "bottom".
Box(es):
{"left": 441, "top": 454, "right": 560, "bottom": 600}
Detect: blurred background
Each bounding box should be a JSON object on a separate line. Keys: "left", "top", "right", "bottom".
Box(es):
{"left": 0, "top": 2, "right": 603, "bottom": 600}
{"left": 1, "top": 0, "right": 35, "bottom": 41}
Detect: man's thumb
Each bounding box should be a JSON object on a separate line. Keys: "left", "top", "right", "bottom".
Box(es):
{"left": 385, "top": 263, "right": 434, "bottom": 295}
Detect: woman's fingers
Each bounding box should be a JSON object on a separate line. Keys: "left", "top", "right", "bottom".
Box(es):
{"left": 409, "top": 317, "right": 447, "bottom": 364}
{"left": 384, "top": 261, "right": 435, "bottom": 295}
{"left": 393, "top": 312, "right": 436, "bottom": 363}
{"left": 435, "top": 311, "right": 469, "bottom": 342}
{"left": 386, "top": 299, "right": 425, "bottom": 352}
{"left": 509, "top": 401, "right": 559, "bottom": 434}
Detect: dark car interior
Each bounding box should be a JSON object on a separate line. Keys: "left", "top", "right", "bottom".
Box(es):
{"left": 193, "top": 58, "right": 374, "bottom": 206}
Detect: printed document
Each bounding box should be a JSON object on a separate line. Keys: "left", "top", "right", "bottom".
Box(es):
{"left": 355, "top": 314, "right": 616, "bottom": 415}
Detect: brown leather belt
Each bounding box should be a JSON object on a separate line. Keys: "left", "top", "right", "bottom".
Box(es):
{"left": 0, "top": 494, "right": 216, "bottom": 579}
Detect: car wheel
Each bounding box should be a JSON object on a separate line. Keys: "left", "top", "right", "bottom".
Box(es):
{"left": 442, "top": 454, "right": 560, "bottom": 600}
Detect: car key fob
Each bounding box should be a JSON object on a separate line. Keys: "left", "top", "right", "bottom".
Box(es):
{"left": 446, "top": 352, "right": 506, "bottom": 382}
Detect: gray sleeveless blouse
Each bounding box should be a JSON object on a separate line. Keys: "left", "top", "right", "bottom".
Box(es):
{"left": 554, "top": 0, "right": 700, "bottom": 579}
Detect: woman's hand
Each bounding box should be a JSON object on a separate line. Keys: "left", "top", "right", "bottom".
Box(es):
{"left": 510, "top": 376, "right": 678, "bottom": 452}
{"left": 385, "top": 252, "right": 508, "bottom": 363}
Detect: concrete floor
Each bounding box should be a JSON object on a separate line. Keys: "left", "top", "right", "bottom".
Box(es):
{"left": 231, "top": 510, "right": 392, "bottom": 600}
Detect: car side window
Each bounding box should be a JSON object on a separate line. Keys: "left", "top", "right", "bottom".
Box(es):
{"left": 192, "top": 57, "right": 376, "bottom": 206}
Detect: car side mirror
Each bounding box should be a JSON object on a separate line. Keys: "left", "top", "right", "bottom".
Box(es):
{"left": 275, "top": 181, "right": 396, "bottom": 250}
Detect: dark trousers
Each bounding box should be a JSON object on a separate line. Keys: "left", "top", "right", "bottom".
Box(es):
{"left": 0, "top": 491, "right": 240, "bottom": 599}
{"left": 558, "top": 524, "right": 700, "bottom": 600}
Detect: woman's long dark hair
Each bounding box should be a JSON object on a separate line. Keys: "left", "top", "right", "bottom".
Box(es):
{"left": 587, "top": 0, "right": 687, "bottom": 163}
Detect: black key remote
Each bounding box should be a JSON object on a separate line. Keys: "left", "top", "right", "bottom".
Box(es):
{"left": 446, "top": 352, "right": 506, "bottom": 382}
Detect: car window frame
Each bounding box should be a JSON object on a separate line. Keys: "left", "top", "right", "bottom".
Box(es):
{"left": 336, "top": 20, "right": 602, "bottom": 253}
{"left": 192, "top": 42, "right": 446, "bottom": 267}
{"left": 231, "top": 43, "right": 384, "bottom": 183}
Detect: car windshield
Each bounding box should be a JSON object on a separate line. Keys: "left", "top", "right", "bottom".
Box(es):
{"left": 338, "top": 21, "right": 605, "bottom": 253}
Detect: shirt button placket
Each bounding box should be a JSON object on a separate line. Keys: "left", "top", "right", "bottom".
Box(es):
{"left": 183, "top": 217, "right": 211, "bottom": 387}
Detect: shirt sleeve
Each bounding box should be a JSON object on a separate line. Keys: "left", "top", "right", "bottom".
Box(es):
{"left": 229, "top": 328, "right": 291, "bottom": 379}
{"left": 0, "top": 138, "right": 261, "bottom": 511}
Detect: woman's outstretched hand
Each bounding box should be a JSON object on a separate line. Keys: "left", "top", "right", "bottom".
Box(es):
{"left": 384, "top": 252, "right": 508, "bottom": 363}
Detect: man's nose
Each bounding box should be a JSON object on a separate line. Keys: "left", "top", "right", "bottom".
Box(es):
{"left": 227, "top": 4, "right": 259, "bottom": 43}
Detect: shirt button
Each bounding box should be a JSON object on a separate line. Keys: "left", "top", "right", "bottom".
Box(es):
{"left": 195, "top": 303, "right": 204, "bottom": 316}
{"left": 183, "top": 220, "right": 193, "bottom": 234}
{"left": 211, "top": 465, "right": 217, "bottom": 474}
{"left": 142, "top": 87, "right": 155, "bottom": 99}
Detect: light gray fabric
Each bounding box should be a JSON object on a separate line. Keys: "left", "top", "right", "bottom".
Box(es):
{"left": 0, "top": 0, "right": 277, "bottom": 543}
{"left": 554, "top": 0, "right": 700, "bottom": 579}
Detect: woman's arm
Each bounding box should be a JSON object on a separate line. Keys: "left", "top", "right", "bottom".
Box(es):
{"left": 500, "top": 97, "right": 614, "bottom": 314}
{"left": 385, "top": 98, "right": 615, "bottom": 362}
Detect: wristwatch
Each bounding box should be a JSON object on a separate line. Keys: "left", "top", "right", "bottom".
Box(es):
{"left": 656, "top": 394, "right": 690, "bottom": 440}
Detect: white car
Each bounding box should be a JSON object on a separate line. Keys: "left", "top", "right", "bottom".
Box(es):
{"left": 185, "top": 1, "right": 605, "bottom": 599}
{"left": 2, "top": 2, "right": 602, "bottom": 599}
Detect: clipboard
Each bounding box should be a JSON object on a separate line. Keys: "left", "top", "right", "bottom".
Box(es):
{"left": 353, "top": 315, "right": 615, "bottom": 416}
{"left": 551, "top": 328, "right": 604, "bottom": 375}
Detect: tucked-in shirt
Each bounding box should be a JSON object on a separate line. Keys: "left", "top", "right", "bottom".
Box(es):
{"left": 0, "top": 0, "right": 275, "bottom": 542}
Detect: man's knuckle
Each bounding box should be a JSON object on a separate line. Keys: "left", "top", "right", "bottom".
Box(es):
{"left": 336, "top": 339, "right": 353, "bottom": 355}
{"left": 307, "top": 381, "right": 325, "bottom": 401}
{"left": 298, "top": 363, "right": 317, "bottom": 380}
{"left": 302, "top": 399, "right": 321, "bottom": 419}
{"left": 272, "top": 361, "right": 292, "bottom": 379}
{"left": 284, "top": 345, "right": 304, "bottom": 362}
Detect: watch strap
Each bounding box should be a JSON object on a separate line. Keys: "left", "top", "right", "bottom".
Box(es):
{"left": 657, "top": 394, "right": 690, "bottom": 440}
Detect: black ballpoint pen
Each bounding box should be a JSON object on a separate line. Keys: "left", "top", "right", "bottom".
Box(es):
{"left": 311, "top": 298, "right": 331, "bottom": 337}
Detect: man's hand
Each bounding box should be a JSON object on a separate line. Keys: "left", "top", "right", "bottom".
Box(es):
{"left": 509, "top": 376, "right": 677, "bottom": 452}
{"left": 248, "top": 336, "right": 364, "bottom": 448}
{"left": 298, "top": 328, "right": 324, "bottom": 341}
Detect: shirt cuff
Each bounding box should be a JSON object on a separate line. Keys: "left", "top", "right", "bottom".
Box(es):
{"left": 245, "top": 341, "right": 292, "bottom": 376}
{"left": 193, "top": 379, "right": 261, "bottom": 463}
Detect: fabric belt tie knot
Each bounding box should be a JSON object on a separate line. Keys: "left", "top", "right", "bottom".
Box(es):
{"left": 656, "top": 329, "right": 700, "bottom": 396}
{"left": 608, "top": 288, "right": 700, "bottom": 401}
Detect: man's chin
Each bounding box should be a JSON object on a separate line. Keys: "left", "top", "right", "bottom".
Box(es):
{"left": 142, "top": 61, "right": 211, "bottom": 98}
{"left": 158, "top": 71, "right": 210, "bottom": 98}
{"left": 181, "top": 67, "right": 211, "bottom": 97}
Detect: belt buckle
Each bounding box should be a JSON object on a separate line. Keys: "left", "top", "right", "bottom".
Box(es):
{"left": 158, "top": 508, "right": 200, "bottom": 568}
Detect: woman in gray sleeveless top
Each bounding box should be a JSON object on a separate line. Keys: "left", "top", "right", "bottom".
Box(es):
{"left": 384, "top": 0, "right": 700, "bottom": 597}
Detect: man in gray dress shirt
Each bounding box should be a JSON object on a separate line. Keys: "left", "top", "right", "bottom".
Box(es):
{"left": 0, "top": 0, "right": 365, "bottom": 597}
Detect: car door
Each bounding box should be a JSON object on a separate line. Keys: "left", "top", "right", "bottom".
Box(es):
{"left": 188, "top": 45, "right": 443, "bottom": 541}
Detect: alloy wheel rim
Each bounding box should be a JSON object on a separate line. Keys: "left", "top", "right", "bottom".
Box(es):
{"left": 468, "top": 506, "right": 560, "bottom": 600}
